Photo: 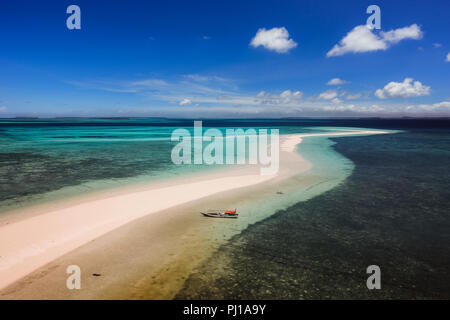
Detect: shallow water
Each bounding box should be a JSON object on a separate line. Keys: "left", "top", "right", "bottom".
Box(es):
{"left": 0, "top": 118, "right": 373, "bottom": 299}
{"left": 2, "top": 118, "right": 448, "bottom": 299}
{"left": 176, "top": 128, "right": 450, "bottom": 299}
{"left": 0, "top": 119, "right": 338, "bottom": 212}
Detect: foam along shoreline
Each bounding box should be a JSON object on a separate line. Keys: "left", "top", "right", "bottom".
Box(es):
{"left": 0, "top": 129, "right": 388, "bottom": 291}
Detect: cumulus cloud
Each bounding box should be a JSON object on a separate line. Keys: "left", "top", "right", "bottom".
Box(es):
{"left": 327, "top": 25, "right": 386, "bottom": 57}
{"left": 318, "top": 89, "right": 338, "bottom": 100}
{"left": 256, "top": 91, "right": 266, "bottom": 98}
{"left": 375, "top": 78, "right": 430, "bottom": 99}
{"left": 327, "top": 24, "right": 423, "bottom": 57}
{"left": 256, "top": 89, "right": 303, "bottom": 105}
{"left": 327, "top": 78, "right": 348, "bottom": 85}
{"left": 250, "top": 27, "right": 297, "bottom": 53}
{"left": 280, "top": 89, "right": 302, "bottom": 99}
{"left": 179, "top": 98, "right": 192, "bottom": 106}
{"left": 405, "top": 101, "right": 450, "bottom": 112}
{"left": 446, "top": 52, "right": 450, "bottom": 62}
{"left": 323, "top": 103, "right": 383, "bottom": 113}
{"left": 66, "top": 74, "right": 450, "bottom": 117}
{"left": 380, "top": 24, "right": 423, "bottom": 43}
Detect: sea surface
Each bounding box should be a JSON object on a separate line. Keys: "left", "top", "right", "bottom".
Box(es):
{"left": 176, "top": 121, "right": 450, "bottom": 299}
{"left": 0, "top": 118, "right": 362, "bottom": 212}
{"left": 1, "top": 118, "right": 449, "bottom": 299}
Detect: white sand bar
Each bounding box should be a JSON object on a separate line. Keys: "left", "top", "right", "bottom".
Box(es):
{"left": 0, "top": 130, "right": 387, "bottom": 290}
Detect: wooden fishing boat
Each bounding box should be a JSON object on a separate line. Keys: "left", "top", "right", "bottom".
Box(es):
{"left": 201, "top": 209, "right": 238, "bottom": 218}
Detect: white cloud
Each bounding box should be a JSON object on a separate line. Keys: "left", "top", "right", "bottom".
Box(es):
{"left": 256, "top": 89, "right": 303, "bottom": 105}
{"left": 250, "top": 27, "right": 297, "bottom": 53}
{"left": 433, "top": 43, "right": 442, "bottom": 48}
{"left": 99, "top": 97, "right": 450, "bottom": 117}
{"left": 331, "top": 98, "right": 343, "bottom": 104}
{"left": 318, "top": 89, "right": 338, "bottom": 100}
{"left": 184, "top": 74, "right": 228, "bottom": 82}
{"left": 281, "top": 89, "right": 302, "bottom": 99}
{"left": 345, "top": 93, "right": 362, "bottom": 100}
{"left": 179, "top": 98, "right": 192, "bottom": 106}
{"left": 380, "top": 24, "right": 423, "bottom": 43}
{"left": 327, "top": 24, "right": 423, "bottom": 57}
{"left": 405, "top": 101, "right": 450, "bottom": 112}
{"left": 446, "top": 52, "right": 450, "bottom": 62}
{"left": 375, "top": 78, "right": 430, "bottom": 99}
{"left": 327, "top": 78, "right": 348, "bottom": 85}
{"left": 324, "top": 103, "right": 387, "bottom": 113}
{"left": 66, "top": 74, "right": 450, "bottom": 117}
{"left": 0, "top": 106, "right": 6, "bottom": 112}
{"left": 435, "top": 101, "right": 450, "bottom": 108}
{"left": 256, "top": 91, "right": 266, "bottom": 98}
{"left": 327, "top": 25, "right": 387, "bottom": 57}
{"left": 202, "top": 36, "right": 211, "bottom": 40}
{"left": 69, "top": 75, "right": 239, "bottom": 104}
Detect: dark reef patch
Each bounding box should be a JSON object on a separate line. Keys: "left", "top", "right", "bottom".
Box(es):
{"left": 176, "top": 130, "right": 450, "bottom": 299}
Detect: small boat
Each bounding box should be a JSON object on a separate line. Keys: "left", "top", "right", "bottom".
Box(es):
{"left": 201, "top": 209, "right": 238, "bottom": 218}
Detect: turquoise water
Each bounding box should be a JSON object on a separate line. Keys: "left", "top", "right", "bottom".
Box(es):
{"left": 0, "top": 119, "right": 336, "bottom": 212}
{"left": 0, "top": 124, "right": 185, "bottom": 211}
{"left": 2, "top": 118, "right": 449, "bottom": 298}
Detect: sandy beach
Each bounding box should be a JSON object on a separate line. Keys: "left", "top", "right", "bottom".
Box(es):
{"left": 0, "top": 130, "right": 387, "bottom": 299}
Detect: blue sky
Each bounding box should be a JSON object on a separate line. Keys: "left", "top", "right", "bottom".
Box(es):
{"left": 0, "top": 0, "right": 449, "bottom": 117}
